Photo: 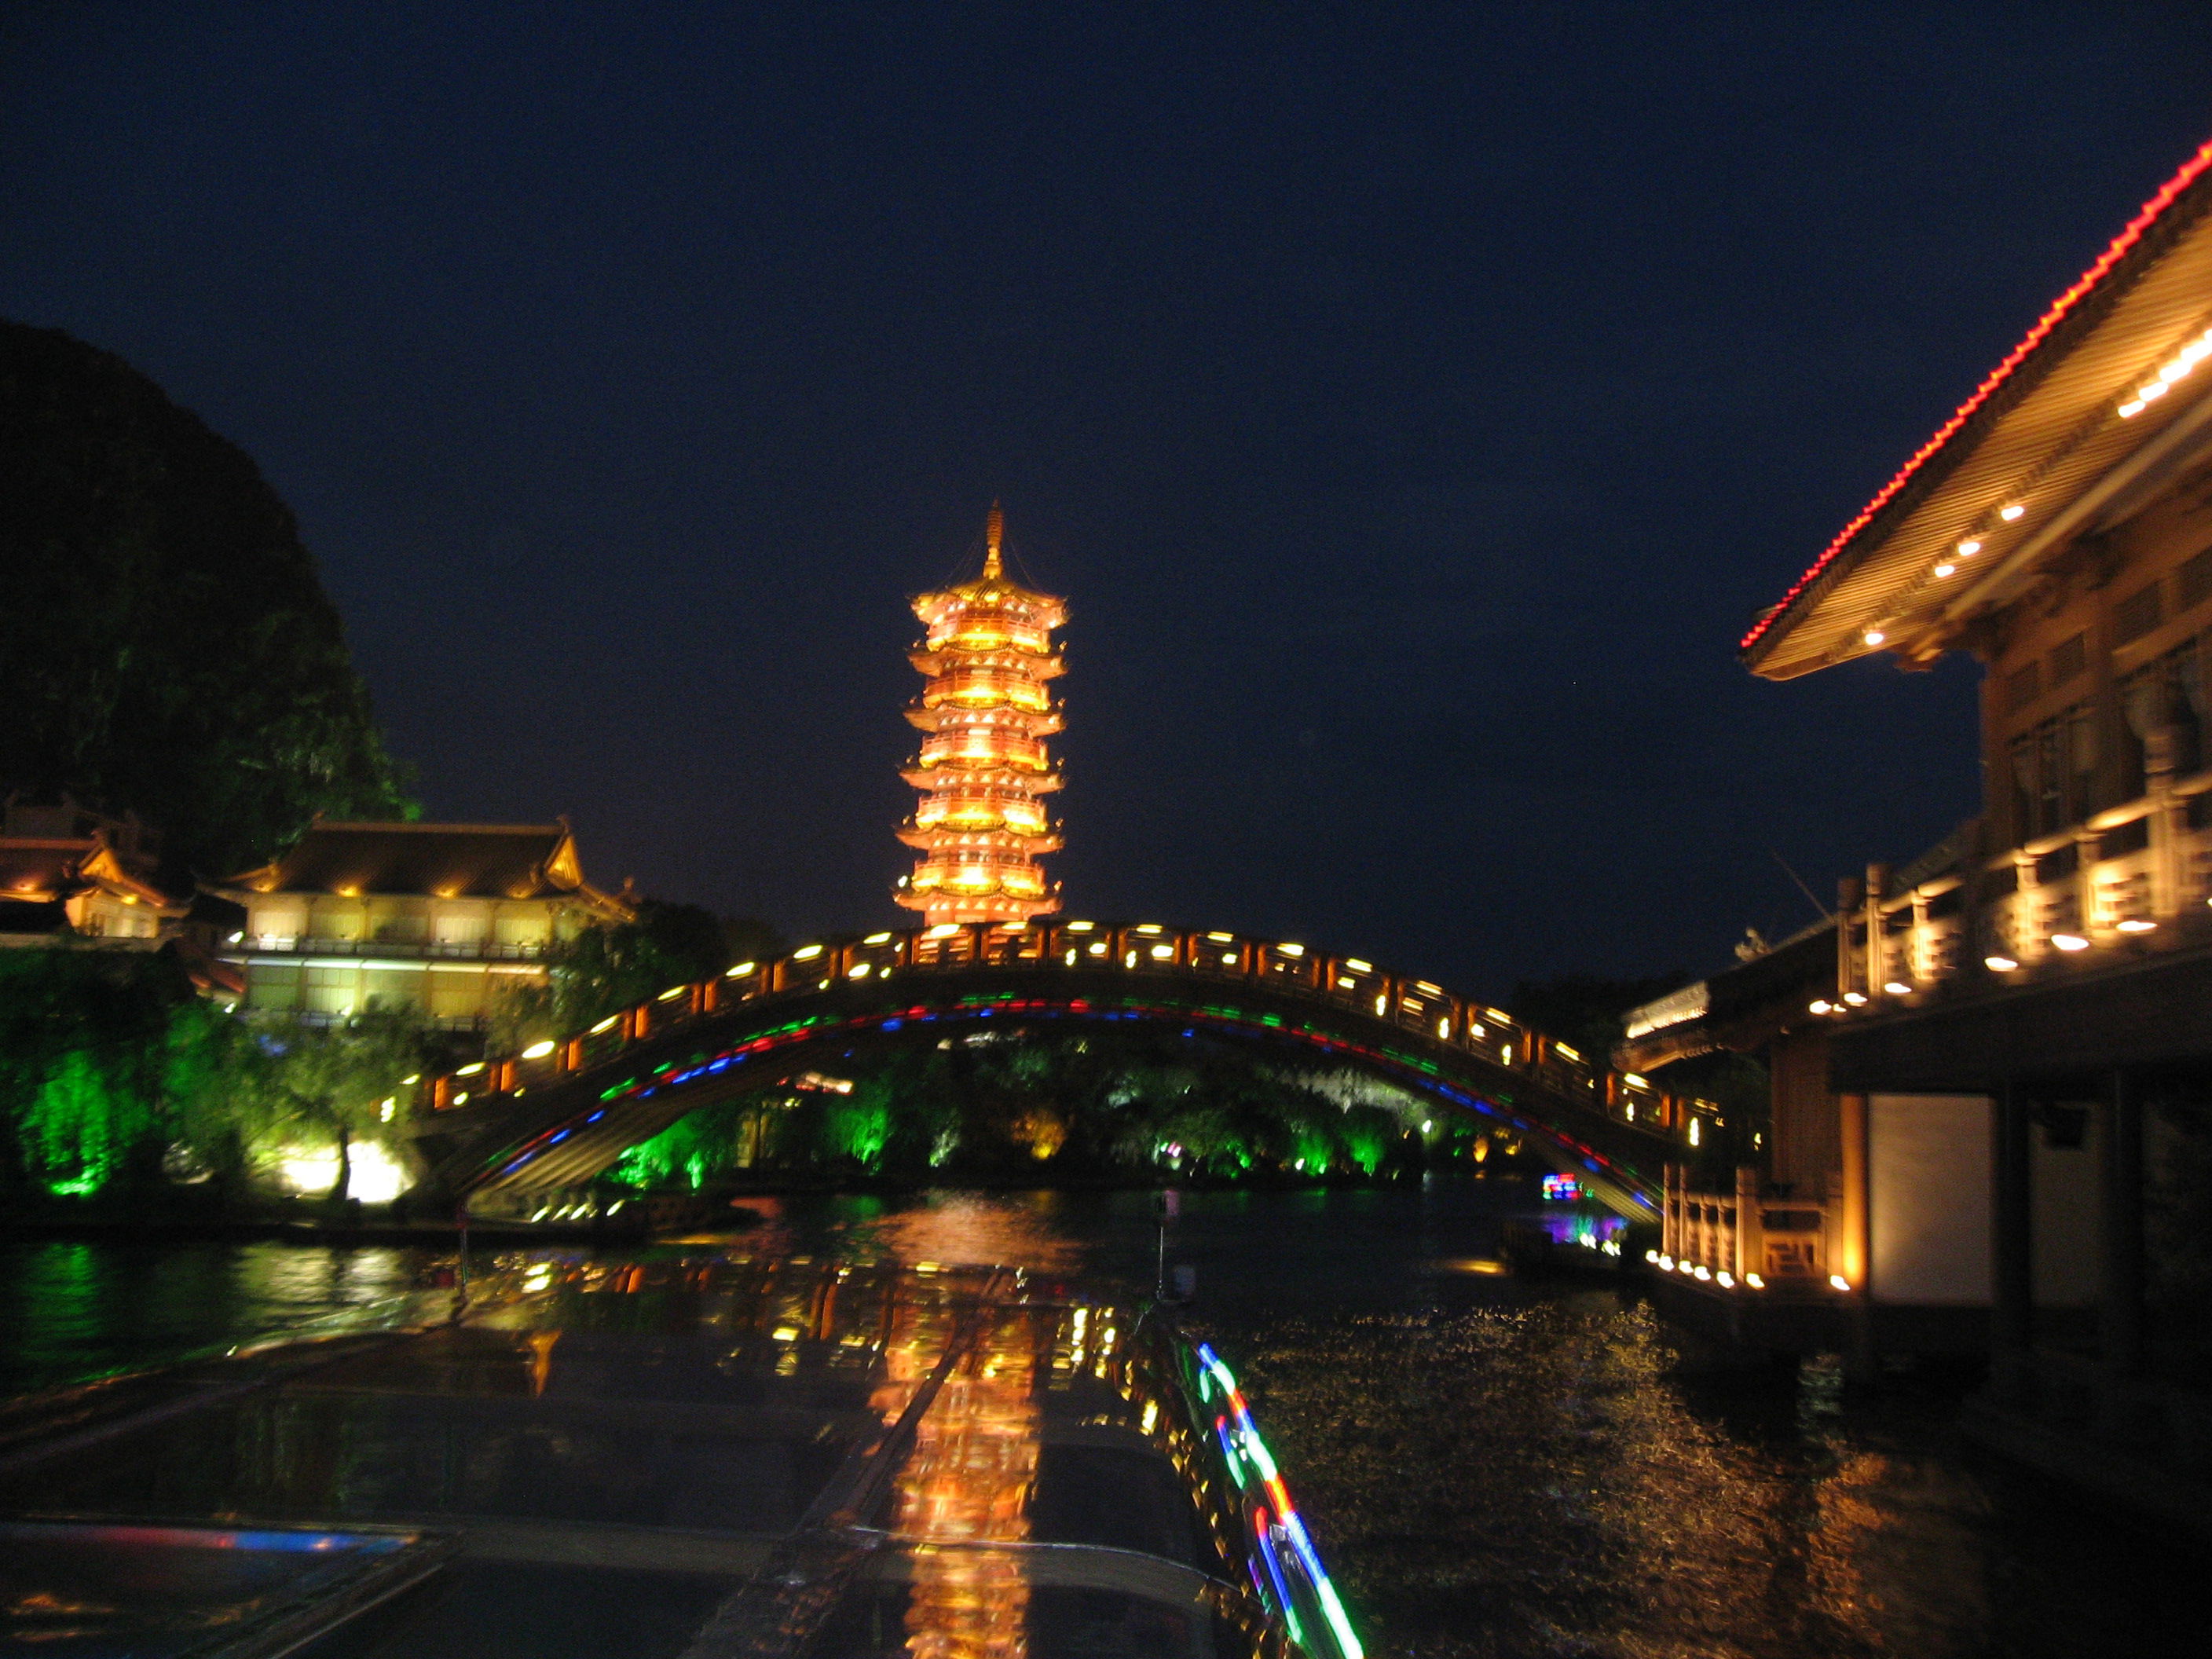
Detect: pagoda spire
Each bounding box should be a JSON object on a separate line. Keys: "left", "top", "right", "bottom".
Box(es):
{"left": 894, "top": 508, "right": 1067, "bottom": 927}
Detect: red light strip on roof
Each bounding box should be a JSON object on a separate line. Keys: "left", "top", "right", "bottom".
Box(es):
{"left": 1741, "top": 135, "right": 2212, "bottom": 656}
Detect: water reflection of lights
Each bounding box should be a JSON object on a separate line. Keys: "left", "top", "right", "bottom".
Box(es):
{"left": 883, "top": 1306, "right": 1042, "bottom": 1659}
{"left": 750, "top": 1193, "right": 1086, "bottom": 1275}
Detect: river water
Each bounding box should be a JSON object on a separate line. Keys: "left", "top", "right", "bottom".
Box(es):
{"left": 0, "top": 1181, "right": 2189, "bottom": 1656}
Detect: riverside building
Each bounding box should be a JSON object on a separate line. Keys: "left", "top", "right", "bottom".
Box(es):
{"left": 1646, "top": 137, "right": 2212, "bottom": 1533}
{"left": 895, "top": 506, "right": 1067, "bottom": 925}
{"left": 0, "top": 793, "right": 185, "bottom": 947}
{"left": 212, "top": 819, "right": 631, "bottom": 1030}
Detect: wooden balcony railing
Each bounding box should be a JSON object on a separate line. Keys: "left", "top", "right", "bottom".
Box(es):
{"left": 1826, "top": 764, "right": 2212, "bottom": 1014}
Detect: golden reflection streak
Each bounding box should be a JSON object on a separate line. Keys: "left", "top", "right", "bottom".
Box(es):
{"left": 874, "top": 1305, "right": 1042, "bottom": 1659}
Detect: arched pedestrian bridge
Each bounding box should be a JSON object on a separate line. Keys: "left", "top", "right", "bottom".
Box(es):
{"left": 408, "top": 923, "right": 1694, "bottom": 1217}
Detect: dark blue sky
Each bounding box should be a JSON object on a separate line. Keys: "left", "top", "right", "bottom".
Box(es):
{"left": 6, "top": 2, "right": 2211, "bottom": 995}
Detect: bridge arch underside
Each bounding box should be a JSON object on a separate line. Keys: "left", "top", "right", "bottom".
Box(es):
{"left": 426, "top": 974, "right": 1665, "bottom": 1218}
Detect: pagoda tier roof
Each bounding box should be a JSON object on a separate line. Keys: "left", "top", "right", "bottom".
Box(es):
{"left": 911, "top": 580, "right": 1066, "bottom": 632}
{"left": 898, "top": 826, "right": 1064, "bottom": 852}
{"left": 900, "top": 761, "right": 1064, "bottom": 793}
{"left": 906, "top": 780, "right": 1053, "bottom": 800}
{"left": 1745, "top": 137, "right": 2212, "bottom": 679}
{"left": 903, "top": 704, "right": 1064, "bottom": 735}
{"left": 908, "top": 507, "right": 1068, "bottom": 630}
{"left": 910, "top": 646, "right": 1066, "bottom": 678}
{"left": 896, "top": 891, "right": 1062, "bottom": 923}
{"left": 903, "top": 878, "right": 1053, "bottom": 906}
{"left": 918, "top": 687, "right": 1056, "bottom": 714}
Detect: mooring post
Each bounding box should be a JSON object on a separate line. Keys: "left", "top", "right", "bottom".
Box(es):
{"left": 454, "top": 1199, "right": 471, "bottom": 1319}
{"left": 1155, "top": 1187, "right": 1181, "bottom": 1301}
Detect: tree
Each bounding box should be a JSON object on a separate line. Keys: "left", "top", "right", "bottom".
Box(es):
{"left": 0, "top": 947, "right": 218, "bottom": 1196}
{"left": 228, "top": 1009, "right": 430, "bottom": 1201}
{"left": 0, "top": 320, "right": 409, "bottom": 876}
{"left": 493, "top": 902, "right": 784, "bottom": 1048}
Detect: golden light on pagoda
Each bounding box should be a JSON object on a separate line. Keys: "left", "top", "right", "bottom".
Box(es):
{"left": 895, "top": 505, "right": 1065, "bottom": 926}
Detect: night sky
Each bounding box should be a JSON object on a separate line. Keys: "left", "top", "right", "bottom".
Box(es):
{"left": 7, "top": 4, "right": 2212, "bottom": 997}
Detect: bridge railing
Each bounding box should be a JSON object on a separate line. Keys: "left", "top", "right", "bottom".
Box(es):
{"left": 413, "top": 921, "right": 1701, "bottom": 1145}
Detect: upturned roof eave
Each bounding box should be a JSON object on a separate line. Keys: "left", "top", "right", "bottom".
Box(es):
{"left": 1741, "top": 137, "right": 2212, "bottom": 679}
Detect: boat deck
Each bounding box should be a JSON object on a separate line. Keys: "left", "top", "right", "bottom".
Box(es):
{"left": 0, "top": 1255, "right": 1350, "bottom": 1659}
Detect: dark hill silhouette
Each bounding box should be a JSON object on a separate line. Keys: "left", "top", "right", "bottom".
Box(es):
{"left": 0, "top": 320, "right": 406, "bottom": 875}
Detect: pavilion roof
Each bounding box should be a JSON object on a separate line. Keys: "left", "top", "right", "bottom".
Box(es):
{"left": 220, "top": 819, "right": 631, "bottom": 914}
{"left": 1743, "top": 137, "right": 2212, "bottom": 680}
{"left": 0, "top": 833, "right": 183, "bottom": 913}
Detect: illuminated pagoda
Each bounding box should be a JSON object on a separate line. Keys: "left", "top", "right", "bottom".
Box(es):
{"left": 896, "top": 505, "right": 1066, "bottom": 925}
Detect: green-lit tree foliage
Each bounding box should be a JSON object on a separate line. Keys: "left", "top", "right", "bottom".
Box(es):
{"left": 0, "top": 950, "right": 430, "bottom": 1203}
{"left": 611, "top": 1101, "right": 746, "bottom": 1191}
{"left": 0, "top": 948, "right": 240, "bottom": 1195}
{"left": 0, "top": 320, "right": 409, "bottom": 875}
{"left": 604, "top": 1026, "right": 1437, "bottom": 1191}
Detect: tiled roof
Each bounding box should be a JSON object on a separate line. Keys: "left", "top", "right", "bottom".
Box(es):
{"left": 223, "top": 820, "right": 618, "bottom": 906}
{"left": 0, "top": 835, "right": 181, "bottom": 910}
{"left": 1744, "top": 135, "right": 2212, "bottom": 674}
{"left": 0, "top": 842, "right": 82, "bottom": 902}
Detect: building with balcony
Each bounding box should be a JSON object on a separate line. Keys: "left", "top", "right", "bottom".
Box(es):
{"left": 1713, "top": 137, "right": 2212, "bottom": 1533}
{"left": 211, "top": 819, "right": 632, "bottom": 1030}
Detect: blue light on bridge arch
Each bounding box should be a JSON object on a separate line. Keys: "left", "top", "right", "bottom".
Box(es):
{"left": 480, "top": 987, "right": 1657, "bottom": 1212}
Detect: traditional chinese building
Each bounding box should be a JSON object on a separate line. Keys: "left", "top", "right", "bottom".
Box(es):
{"left": 211, "top": 819, "right": 632, "bottom": 1029}
{"left": 1664, "top": 137, "right": 2212, "bottom": 1533}
{"left": 895, "top": 506, "right": 1066, "bottom": 926}
{"left": 0, "top": 793, "right": 186, "bottom": 947}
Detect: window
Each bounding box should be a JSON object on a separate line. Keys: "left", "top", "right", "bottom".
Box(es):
{"left": 247, "top": 964, "right": 301, "bottom": 1011}
{"left": 308, "top": 900, "right": 361, "bottom": 942}
{"left": 428, "top": 972, "right": 488, "bottom": 1020}
{"left": 434, "top": 909, "right": 486, "bottom": 947}
{"left": 2115, "top": 580, "right": 2165, "bottom": 645}
{"left": 2006, "top": 662, "right": 2042, "bottom": 711}
{"left": 494, "top": 908, "right": 551, "bottom": 947}
{"left": 254, "top": 904, "right": 306, "bottom": 943}
{"left": 372, "top": 902, "right": 426, "bottom": 943}
{"left": 2010, "top": 701, "right": 2098, "bottom": 842}
{"left": 2119, "top": 639, "right": 2206, "bottom": 789}
{"left": 2049, "top": 632, "right": 2086, "bottom": 688}
{"left": 363, "top": 969, "right": 425, "bottom": 1012}
{"left": 303, "top": 965, "right": 355, "bottom": 1016}
{"left": 2181, "top": 547, "right": 2212, "bottom": 613}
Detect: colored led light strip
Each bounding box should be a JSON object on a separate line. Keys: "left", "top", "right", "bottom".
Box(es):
{"left": 470, "top": 939, "right": 1668, "bottom": 1209}
{"left": 1741, "top": 134, "right": 2212, "bottom": 657}
{"left": 1197, "top": 1345, "right": 1364, "bottom": 1659}
{"left": 484, "top": 992, "right": 1657, "bottom": 1213}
